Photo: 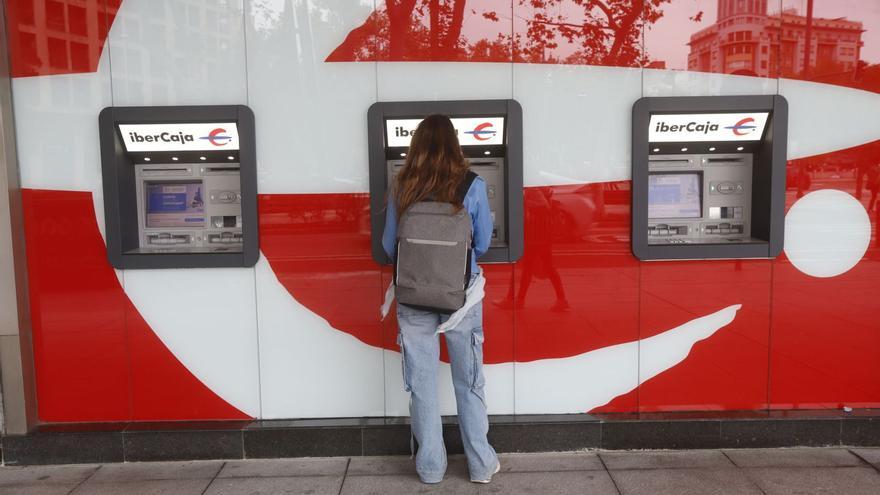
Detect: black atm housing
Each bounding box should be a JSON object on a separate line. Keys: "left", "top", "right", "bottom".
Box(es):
{"left": 631, "top": 95, "right": 788, "bottom": 261}
{"left": 99, "top": 105, "right": 259, "bottom": 269}
{"left": 367, "top": 99, "right": 524, "bottom": 264}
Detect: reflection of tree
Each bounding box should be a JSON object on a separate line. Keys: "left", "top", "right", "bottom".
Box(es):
{"left": 504, "top": 0, "right": 670, "bottom": 66}
{"left": 327, "top": 0, "right": 672, "bottom": 67}
{"left": 328, "top": 0, "right": 472, "bottom": 61}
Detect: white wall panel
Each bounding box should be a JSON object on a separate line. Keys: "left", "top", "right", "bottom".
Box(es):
{"left": 780, "top": 78, "right": 880, "bottom": 160}
{"left": 254, "top": 256, "right": 385, "bottom": 418}
{"left": 13, "top": 49, "right": 112, "bottom": 193}
{"left": 514, "top": 64, "right": 641, "bottom": 186}
{"left": 245, "top": 0, "right": 377, "bottom": 194}
{"left": 107, "top": 0, "right": 248, "bottom": 106}
{"left": 124, "top": 266, "right": 262, "bottom": 417}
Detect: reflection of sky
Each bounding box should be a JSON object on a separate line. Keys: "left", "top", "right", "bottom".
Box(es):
{"left": 251, "top": 0, "right": 374, "bottom": 33}
{"left": 461, "top": 0, "right": 510, "bottom": 37}
{"left": 644, "top": 0, "right": 879, "bottom": 70}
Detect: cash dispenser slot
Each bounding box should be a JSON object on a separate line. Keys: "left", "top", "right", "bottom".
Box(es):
{"left": 141, "top": 167, "right": 192, "bottom": 176}
{"left": 205, "top": 166, "right": 240, "bottom": 174}
{"left": 706, "top": 157, "right": 745, "bottom": 164}
{"left": 208, "top": 232, "right": 243, "bottom": 244}
{"left": 147, "top": 232, "right": 193, "bottom": 245}
{"left": 649, "top": 158, "right": 693, "bottom": 167}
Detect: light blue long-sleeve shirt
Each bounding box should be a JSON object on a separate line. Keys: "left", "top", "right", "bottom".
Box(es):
{"left": 382, "top": 176, "right": 493, "bottom": 275}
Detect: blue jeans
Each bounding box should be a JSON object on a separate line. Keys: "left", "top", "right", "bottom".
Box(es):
{"left": 396, "top": 299, "right": 498, "bottom": 483}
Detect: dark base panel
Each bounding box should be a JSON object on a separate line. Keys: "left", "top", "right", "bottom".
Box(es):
{"left": 3, "top": 410, "right": 879, "bottom": 465}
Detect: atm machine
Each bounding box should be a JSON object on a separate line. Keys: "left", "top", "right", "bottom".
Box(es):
{"left": 99, "top": 105, "right": 258, "bottom": 269}
{"left": 631, "top": 95, "right": 788, "bottom": 260}
{"left": 368, "top": 100, "right": 523, "bottom": 263}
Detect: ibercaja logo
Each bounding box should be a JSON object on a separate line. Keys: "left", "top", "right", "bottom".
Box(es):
{"left": 200, "top": 128, "right": 233, "bottom": 146}
{"left": 725, "top": 117, "right": 757, "bottom": 136}
{"left": 464, "top": 122, "right": 496, "bottom": 141}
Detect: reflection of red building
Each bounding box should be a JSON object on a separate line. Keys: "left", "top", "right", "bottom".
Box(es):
{"left": 688, "top": 0, "right": 864, "bottom": 78}
{"left": 8, "top": 0, "right": 121, "bottom": 77}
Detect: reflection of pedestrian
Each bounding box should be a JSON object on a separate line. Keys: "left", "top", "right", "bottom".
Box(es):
{"left": 866, "top": 164, "right": 879, "bottom": 213}
{"left": 795, "top": 164, "right": 812, "bottom": 199}
{"left": 495, "top": 188, "right": 569, "bottom": 312}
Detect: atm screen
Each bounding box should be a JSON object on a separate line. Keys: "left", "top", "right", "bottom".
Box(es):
{"left": 145, "top": 181, "right": 206, "bottom": 228}
{"left": 648, "top": 173, "right": 702, "bottom": 219}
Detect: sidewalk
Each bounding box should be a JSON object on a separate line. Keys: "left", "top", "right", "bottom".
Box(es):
{"left": 1, "top": 447, "right": 879, "bottom": 494}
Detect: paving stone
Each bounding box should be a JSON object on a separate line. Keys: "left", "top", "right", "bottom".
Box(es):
{"left": 341, "top": 474, "right": 476, "bottom": 495}
{"left": 347, "top": 454, "right": 467, "bottom": 476}
{"left": 0, "top": 464, "right": 99, "bottom": 485}
{"left": 347, "top": 456, "right": 415, "bottom": 476}
{"left": 72, "top": 478, "right": 211, "bottom": 494}
{"left": 724, "top": 447, "right": 862, "bottom": 467}
{"left": 610, "top": 468, "right": 763, "bottom": 495}
{"left": 850, "top": 447, "right": 880, "bottom": 467}
{"left": 206, "top": 475, "right": 344, "bottom": 495}
{"left": 474, "top": 470, "right": 618, "bottom": 494}
{"left": 498, "top": 452, "right": 604, "bottom": 472}
{"left": 0, "top": 482, "right": 81, "bottom": 495}
{"left": 218, "top": 457, "right": 348, "bottom": 477}
{"left": 600, "top": 450, "right": 733, "bottom": 470}
{"left": 90, "top": 460, "right": 223, "bottom": 481}
{"left": 745, "top": 467, "right": 880, "bottom": 495}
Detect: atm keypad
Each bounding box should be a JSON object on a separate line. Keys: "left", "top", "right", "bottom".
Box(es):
{"left": 703, "top": 224, "right": 744, "bottom": 235}
{"left": 648, "top": 224, "right": 688, "bottom": 236}
{"left": 208, "top": 232, "right": 244, "bottom": 245}
{"left": 147, "top": 233, "right": 193, "bottom": 245}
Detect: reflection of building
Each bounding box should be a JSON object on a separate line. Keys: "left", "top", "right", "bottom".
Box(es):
{"left": 688, "top": 0, "right": 864, "bottom": 77}
{"left": 8, "top": 0, "right": 120, "bottom": 77}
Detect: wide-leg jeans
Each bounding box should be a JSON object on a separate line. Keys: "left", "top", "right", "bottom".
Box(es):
{"left": 396, "top": 299, "right": 499, "bottom": 483}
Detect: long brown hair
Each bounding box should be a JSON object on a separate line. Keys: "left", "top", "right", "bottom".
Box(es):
{"left": 394, "top": 114, "right": 469, "bottom": 215}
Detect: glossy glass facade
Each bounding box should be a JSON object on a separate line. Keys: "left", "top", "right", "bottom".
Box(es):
{"left": 5, "top": 0, "right": 880, "bottom": 422}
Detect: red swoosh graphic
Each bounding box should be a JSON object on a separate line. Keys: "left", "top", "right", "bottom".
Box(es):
{"left": 22, "top": 189, "right": 249, "bottom": 421}
{"left": 21, "top": 140, "right": 880, "bottom": 421}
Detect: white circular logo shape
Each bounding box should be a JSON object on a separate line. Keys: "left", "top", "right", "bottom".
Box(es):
{"left": 784, "top": 189, "right": 872, "bottom": 278}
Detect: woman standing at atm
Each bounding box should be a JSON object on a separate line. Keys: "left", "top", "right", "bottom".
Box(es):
{"left": 381, "top": 115, "right": 499, "bottom": 485}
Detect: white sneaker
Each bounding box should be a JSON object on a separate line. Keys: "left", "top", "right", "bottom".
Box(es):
{"left": 470, "top": 461, "right": 501, "bottom": 484}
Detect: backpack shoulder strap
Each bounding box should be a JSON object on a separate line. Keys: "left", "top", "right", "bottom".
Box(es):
{"left": 456, "top": 171, "right": 479, "bottom": 203}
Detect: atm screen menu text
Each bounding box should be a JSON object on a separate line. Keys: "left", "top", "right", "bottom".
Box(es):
{"left": 648, "top": 173, "right": 701, "bottom": 219}
{"left": 145, "top": 182, "right": 205, "bottom": 228}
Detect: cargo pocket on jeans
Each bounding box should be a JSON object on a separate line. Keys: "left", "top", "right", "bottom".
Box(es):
{"left": 471, "top": 332, "right": 486, "bottom": 406}
{"left": 397, "top": 333, "right": 411, "bottom": 393}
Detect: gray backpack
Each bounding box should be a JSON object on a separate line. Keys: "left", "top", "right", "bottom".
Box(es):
{"left": 395, "top": 172, "right": 478, "bottom": 314}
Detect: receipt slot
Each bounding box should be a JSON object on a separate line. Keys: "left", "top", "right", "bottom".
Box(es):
{"left": 99, "top": 105, "right": 258, "bottom": 269}
{"left": 631, "top": 95, "right": 788, "bottom": 260}
{"left": 368, "top": 100, "right": 523, "bottom": 264}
